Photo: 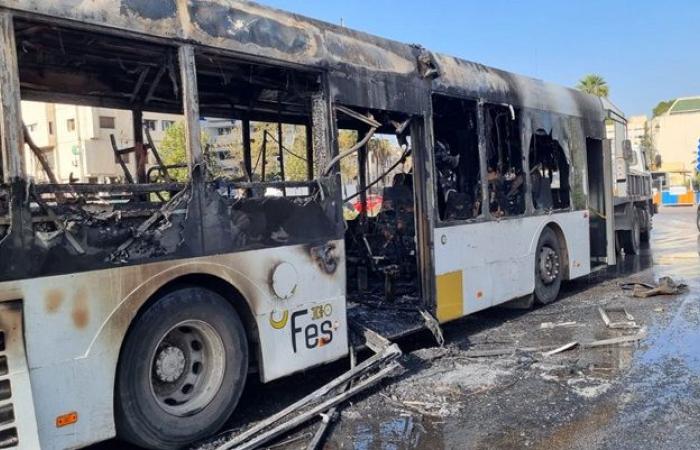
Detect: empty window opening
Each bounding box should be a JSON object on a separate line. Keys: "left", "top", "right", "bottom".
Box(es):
{"left": 484, "top": 104, "right": 525, "bottom": 217}
{"left": 189, "top": 51, "right": 339, "bottom": 250}
{"left": 195, "top": 51, "right": 318, "bottom": 198}
{"left": 336, "top": 107, "right": 418, "bottom": 304}
{"left": 13, "top": 18, "right": 190, "bottom": 262}
{"left": 529, "top": 130, "right": 571, "bottom": 211}
{"left": 432, "top": 95, "right": 481, "bottom": 221}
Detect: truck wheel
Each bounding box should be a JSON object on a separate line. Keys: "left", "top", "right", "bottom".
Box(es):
{"left": 639, "top": 209, "right": 651, "bottom": 243}
{"left": 534, "top": 227, "right": 563, "bottom": 305}
{"left": 116, "top": 287, "right": 248, "bottom": 449}
{"left": 621, "top": 213, "right": 641, "bottom": 255}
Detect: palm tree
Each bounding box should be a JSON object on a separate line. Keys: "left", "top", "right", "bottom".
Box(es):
{"left": 577, "top": 74, "right": 610, "bottom": 97}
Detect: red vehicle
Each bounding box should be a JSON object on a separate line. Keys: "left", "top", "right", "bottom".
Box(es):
{"left": 352, "top": 194, "right": 384, "bottom": 216}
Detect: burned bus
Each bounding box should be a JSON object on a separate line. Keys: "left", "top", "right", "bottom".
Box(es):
{"left": 0, "top": 1, "right": 615, "bottom": 448}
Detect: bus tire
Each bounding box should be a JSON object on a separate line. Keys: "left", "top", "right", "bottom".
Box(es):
{"left": 534, "top": 227, "right": 563, "bottom": 305}
{"left": 620, "top": 213, "right": 641, "bottom": 255}
{"left": 115, "top": 287, "right": 248, "bottom": 450}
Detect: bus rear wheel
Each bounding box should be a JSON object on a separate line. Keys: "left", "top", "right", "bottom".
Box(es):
{"left": 116, "top": 287, "right": 248, "bottom": 450}
{"left": 534, "top": 227, "right": 563, "bottom": 305}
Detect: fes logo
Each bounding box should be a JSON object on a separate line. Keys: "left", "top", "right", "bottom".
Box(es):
{"left": 269, "top": 304, "right": 338, "bottom": 352}
{"left": 269, "top": 310, "right": 289, "bottom": 330}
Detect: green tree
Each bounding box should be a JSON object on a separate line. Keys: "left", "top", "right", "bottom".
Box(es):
{"left": 338, "top": 130, "right": 359, "bottom": 183}
{"left": 284, "top": 129, "right": 310, "bottom": 181}
{"left": 159, "top": 121, "right": 216, "bottom": 181}
{"left": 652, "top": 99, "right": 676, "bottom": 117}
{"left": 576, "top": 74, "right": 610, "bottom": 97}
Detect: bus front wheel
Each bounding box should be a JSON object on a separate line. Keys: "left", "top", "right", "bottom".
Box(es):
{"left": 534, "top": 227, "right": 563, "bottom": 305}
{"left": 116, "top": 287, "right": 248, "bottom": 450}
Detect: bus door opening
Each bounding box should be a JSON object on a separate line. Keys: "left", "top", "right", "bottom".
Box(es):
{"left": 587, "top": 138, "right": 608, "bottom": 266}
{"left": 335, "top": 107, "right": 420, "bottom": 305}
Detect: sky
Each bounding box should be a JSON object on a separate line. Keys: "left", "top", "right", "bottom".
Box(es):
{"left": 257, "top": 0, "right": 700, "bottom": 117}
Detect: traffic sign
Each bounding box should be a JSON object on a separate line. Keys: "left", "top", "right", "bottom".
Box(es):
{"left": 697, "top": 138, "right": 700, "bottom": 172}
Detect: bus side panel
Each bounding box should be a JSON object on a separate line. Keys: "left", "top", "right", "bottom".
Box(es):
{"left": 10, "top": 241, "right": 347, "bottom": 449}
{"left": 433, "top": 211, "right": 590, "bottom": 322}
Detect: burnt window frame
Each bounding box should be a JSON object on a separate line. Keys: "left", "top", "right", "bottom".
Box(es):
{"left": 482, "top": 102, "right": 527, "bottom": 220}
{"left": 192, "top": 48, "right": 323, "bottom": 189}
{"left": 528, "top": 129, "right": 573, "bottom": 213}
{"left": 430, "top": 93, "right": 486, "bottom": 226}
{"left": 12, "top": 16, "right": 191, "bottom": 204}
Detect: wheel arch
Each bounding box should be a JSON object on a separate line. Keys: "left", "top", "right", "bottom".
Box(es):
{"left": 79, "top": 262, "right": 265, "bottom": 434}
{"left": 121, "top": 273, "right": 262, "bottom": 375}
{"left": 543, "top": 221, "right": 571, "bottom": 280}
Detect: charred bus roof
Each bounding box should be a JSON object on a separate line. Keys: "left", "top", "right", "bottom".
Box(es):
{"left": 0, "top": 0, "right": 605, "bottom": 125}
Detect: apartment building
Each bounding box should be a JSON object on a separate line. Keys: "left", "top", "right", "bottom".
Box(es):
{"left": 651, "top": 97, "right": 700, "bottom": 176}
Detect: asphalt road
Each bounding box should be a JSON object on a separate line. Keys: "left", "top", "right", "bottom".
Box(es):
{"left": 91, "top": 206, "right": 700, "bottom": 450}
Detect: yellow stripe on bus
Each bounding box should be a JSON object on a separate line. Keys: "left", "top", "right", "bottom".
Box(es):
{"left": 436, "top": 271, "right": 464, "bottom": 323}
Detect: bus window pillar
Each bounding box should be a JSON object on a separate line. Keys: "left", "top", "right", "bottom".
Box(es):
{"left": 476, "top": 101, "right": 491, "bottom": 220}
{"left": 521, "top": 118, "right": 535, "bottom": 215}
{"left": 305, "top": 119, "right": 314, "bottom": 180}
{"left": 133, "top": 109, "right": 147, "bottom": 183}
{"left": 0, "top": 12, "right": 24, "bottom": 182}
{"left": 177, "top": 45, "right": 203, "bottom": 176}
{"left": 311, "top": 91, "right": 332, "bottom": 179}
{"left": 242, "top": 117, "right": 252, "bottom": 180}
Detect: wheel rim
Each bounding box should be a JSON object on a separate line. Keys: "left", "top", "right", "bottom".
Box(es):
{"left": 149, "top": 320, "right": 226, "bottom": 417}
{"left": 538, "top": 246, "right": 560, "bottom": 285}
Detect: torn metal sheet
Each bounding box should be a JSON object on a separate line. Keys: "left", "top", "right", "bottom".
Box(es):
{"left": 598, "top": 306, "right": 638, "bottom": 329}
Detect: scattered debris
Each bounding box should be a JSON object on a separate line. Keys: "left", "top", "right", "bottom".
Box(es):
{"left": 543, "top": 342, "right": 579, "bottom": 357}
{"left": 598, "top": 306, "right": 638, "bottom": 329}
{"left": 211, "top": 336, "right": 401, "bottom": 450}
{"left": 621, "top": 276, "right": 688, "bottom": 298}
{"left": 540, "top": 321, "right": 577, "bottom": 329}
{"left": 420, "top": 310, "right": 445, "bottom": 347}
{"left": 305, "top": 346, "right": 357, "bottom": 450}
{"left": 463, "top": 346, "right": 552, "bottom": 358}
{"left": 580, "top": 328, "right": 648, "bottom": 349}
{"left": 464, "top": 328, "right": 648, "bottom": 359}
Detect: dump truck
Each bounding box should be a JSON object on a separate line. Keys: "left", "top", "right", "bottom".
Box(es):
{"left": 604, "top": 99, "right": 655, "bottom": 254}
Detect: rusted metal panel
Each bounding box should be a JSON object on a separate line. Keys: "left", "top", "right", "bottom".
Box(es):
{"left": 178, "top": 44, "right": 203, "bottom": 168}
{"left": 0, "top": 1, "right": 604, "bottom": 124}
{"left": 0, "top": 11, "right": 23, "bottom": 179}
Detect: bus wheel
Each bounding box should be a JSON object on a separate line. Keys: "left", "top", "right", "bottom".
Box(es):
{"left": 116, "top": 287, "right": 248, "bottom": 450}
{"left": 534, "top": 227, "right": 563, "bottom": 305}
{"left": 620, "top": 213, "right": 641, "bottom": 255}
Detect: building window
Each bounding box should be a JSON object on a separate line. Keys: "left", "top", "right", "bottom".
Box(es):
{"left": 26, "top": 123, "right": 38, "bottom": 133}
{"left": 217, "top": 127, "right": 232, "bottom": 136}
{"left": 67, "top": 118, "right": 76, "bottom": 132}
{"left": 99, "top": 116, "right": 116, "bottom": 129}
{"left": 144, "top": 119, "right": 157, "bottom": 131}
{"left": 48, "top": 121, "right": 53, "bottom": 135}
{"left": 161, "top": 120, "right": 175, "bottom": 131}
